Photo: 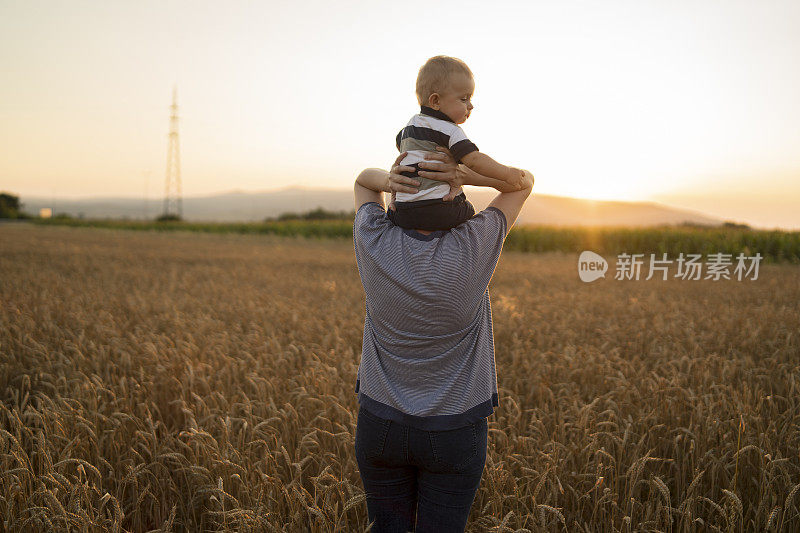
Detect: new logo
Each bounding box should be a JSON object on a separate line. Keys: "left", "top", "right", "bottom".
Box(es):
{"left": 578, "top": 251, "right": 608, "bottom": 282}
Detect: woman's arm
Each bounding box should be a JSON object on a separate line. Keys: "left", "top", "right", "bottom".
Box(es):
{"left": 354, "top": 168, "right": 389, "bottom": 211}
{"left": 354, "top": 152, "right": 412, "bottom": 211}
{"left": 356, "top": 168, "right": 391, "bottom": 192}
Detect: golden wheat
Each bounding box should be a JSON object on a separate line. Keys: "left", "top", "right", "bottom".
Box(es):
{"left": 1, "top": 224, "right": 798, "bottom": 532}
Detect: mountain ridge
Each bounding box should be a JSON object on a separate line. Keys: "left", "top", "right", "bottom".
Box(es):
{"left": 18, "top": 187, "right": 727, "bottom": 228}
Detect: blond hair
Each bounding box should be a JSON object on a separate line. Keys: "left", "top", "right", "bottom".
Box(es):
{"left": 415, "top": 55, "right": 473, "bottom": 106}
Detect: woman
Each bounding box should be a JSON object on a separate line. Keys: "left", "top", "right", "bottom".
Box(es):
{"left": 352, "top": 147, "right": 534, "bottom": 532}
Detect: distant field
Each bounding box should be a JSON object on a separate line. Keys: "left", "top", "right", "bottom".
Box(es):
{"left": 1, "top": 225, "right": 799, "bottom": 531}
{"left": 30, "top": 216, "right": 800, "bottom": 264}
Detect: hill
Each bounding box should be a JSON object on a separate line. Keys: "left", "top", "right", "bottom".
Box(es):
{"left": 20, "top": 187, "right": 723, "bottom": 227}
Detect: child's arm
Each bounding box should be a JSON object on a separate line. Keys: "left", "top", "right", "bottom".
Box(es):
{"left": 416, "top": 147, "right": 527, "bottom": 200}
{"left": 458, "top": 164, "right": 526, "bottom": 193}
{"left": 406, "top": 149, "right": 535, "bottom": 228}
{"left": 460, "top": 151, "right": 526, "bottom": 190}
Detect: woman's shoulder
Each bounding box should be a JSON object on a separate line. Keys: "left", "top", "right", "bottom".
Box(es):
{"left": 354, "top": 202, "right": 392, "bottom": 241}
{"left": 447, "top": 208, "right": 508, "bottom": 242}
{"left": 354, "top": 203, "right": 506, "bottom": 251}
{"left": 355, "top": 202, "right": 387, "bottom": 225}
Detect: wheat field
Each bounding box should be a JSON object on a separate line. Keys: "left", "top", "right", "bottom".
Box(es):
{"left": 1, "top": 224, "right": 799, "bottom": 532}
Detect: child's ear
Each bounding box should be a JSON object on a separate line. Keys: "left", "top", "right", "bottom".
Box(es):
{"left": 427, "top": 93, "right": 440, "bottom": 109}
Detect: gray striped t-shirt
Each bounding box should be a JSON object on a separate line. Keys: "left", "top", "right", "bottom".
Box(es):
{"left": 353, "top": 202, "right": 508, "bottom": 430}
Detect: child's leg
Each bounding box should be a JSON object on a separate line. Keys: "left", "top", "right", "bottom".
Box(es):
{"left": 390, "top": 194, "right": 475, "bottom": 231}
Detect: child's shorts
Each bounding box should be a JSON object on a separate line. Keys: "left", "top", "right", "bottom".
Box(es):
{"left": 387, "top": 192, "right": 476, "bottom": 231}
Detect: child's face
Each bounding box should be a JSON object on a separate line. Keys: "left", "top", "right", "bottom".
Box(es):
{"left": 432, "top": 74, "right": 475, "bottom": 124}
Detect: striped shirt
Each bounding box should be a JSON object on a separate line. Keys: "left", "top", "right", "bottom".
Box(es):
{"left": 353, "top": 201, "right": 508, "bottom": 430}
{"left": 395, "top": 106, "right": 479, "bottom": 203}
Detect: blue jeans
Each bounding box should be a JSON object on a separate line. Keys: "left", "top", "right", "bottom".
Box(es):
{"left": 354, "top": 406, "right": 489, "bottom": 532}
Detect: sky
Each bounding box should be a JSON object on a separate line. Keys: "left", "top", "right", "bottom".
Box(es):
{"left": 1, "top": 0, "right": 799, "bottom": 229}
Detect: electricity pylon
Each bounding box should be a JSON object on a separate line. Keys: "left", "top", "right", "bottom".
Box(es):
{"left": 163, "top": 86, "right": 182, "bottom": 218}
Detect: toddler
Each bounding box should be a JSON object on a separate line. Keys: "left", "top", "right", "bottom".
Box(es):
{"left": 389, "top": 55, "right": 526, "bottom": 231}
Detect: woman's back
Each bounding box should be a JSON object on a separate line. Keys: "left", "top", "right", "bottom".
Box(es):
{"left": 353, "top": 202, "right": 508, "bottom": 431}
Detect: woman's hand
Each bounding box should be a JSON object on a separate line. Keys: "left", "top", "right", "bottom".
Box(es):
{"left": 386, "top": 152, "right": 418, "bottom": 211}
{"left": 417, "top": 146, "right": 465, "bottom": 201}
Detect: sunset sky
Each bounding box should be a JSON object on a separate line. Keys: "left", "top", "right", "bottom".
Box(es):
{"left": 2, "top": 0, "right": 799, "bottom": 229}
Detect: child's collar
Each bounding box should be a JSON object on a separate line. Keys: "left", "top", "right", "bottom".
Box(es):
{"left": 420, "top": 106, "right": 455, "bottom": 124}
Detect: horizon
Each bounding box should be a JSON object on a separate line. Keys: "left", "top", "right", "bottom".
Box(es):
{"left": 6, "top": 184, "right": 740, "bottom": 208}
{"left": 2, "top": 1, "right": 799, "bottom": 230}
{"left": 10, "top": 185, "right": 797, "bottom": 232}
